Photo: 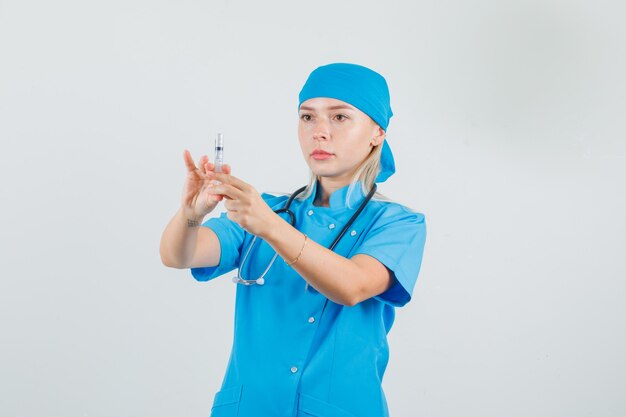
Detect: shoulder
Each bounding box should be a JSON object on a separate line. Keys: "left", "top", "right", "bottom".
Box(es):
{"left": 353, "top": 200, "right": 428, "bottom": 307}
{"left": 367, "top": 199, "right": 426, "bottom": 227}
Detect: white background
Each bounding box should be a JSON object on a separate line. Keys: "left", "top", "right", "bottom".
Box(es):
{"left": 1, "top": 0, "right": 625, "bottom": 416}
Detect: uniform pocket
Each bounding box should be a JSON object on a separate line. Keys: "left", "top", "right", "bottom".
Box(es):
{"left": 297, "top": 393, "right": 356, "bottom": 417}
{"left": 210, "top": 384, "right": 242, "bottom": 417}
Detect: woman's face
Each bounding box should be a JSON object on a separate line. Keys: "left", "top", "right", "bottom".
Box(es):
{"left": 298, "top": 97, "right": 384, "bottom": 186}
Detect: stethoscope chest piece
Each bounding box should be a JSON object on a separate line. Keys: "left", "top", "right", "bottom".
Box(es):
{"left": 232, "top": 276, "right": 265, "bottom": 285}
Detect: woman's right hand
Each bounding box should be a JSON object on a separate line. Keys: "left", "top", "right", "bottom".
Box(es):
{"left": 181, "top": 149, "right": 231, "bottom": 221}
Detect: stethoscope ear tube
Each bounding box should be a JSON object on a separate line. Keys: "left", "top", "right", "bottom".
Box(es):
{"left": 284, "top": 185, "right": 308, "bottom": 213}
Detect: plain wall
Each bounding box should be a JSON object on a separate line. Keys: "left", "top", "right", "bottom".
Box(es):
{"left": 1, "top": 0, "right": 625, "bottom": 416}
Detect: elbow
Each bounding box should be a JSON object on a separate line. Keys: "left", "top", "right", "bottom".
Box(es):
{"left": 341, "top": 298, "right": 359, "bottom": 307}
{"left": 160, "top": 250, "right": 185, "bottom": 269}
{"left": 159, "top": 241, "right": 172, "bottom": 267}
{"left": 160, "top": 253, "right": 175, "bottom": 268}
{"left": 324, "top": 289, "right": 359, "bottom": 307}
{"left": 333, "top": 274, "right": 369, "bottom": 307}
{"left": 337, "top": 287, "right": 366, "bottom": 307}
{"left": 160, "top": 239, "right": 187, "bottom": 269}
{"left": 160, "top": 246, "right": 173, "bottom": 267}
{"left": 339, "top": 296, "right": 364, "bottom": 307}
{"left": 162, "top": 258, "right": 187, "bottom": 269}
{"left": 162, "top": 259, "right": 188, "bottom": 269}
{"left": 342, "top": 294, "right": 365, "bottom": 307}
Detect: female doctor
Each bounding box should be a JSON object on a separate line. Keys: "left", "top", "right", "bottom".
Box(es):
{"left": 160, "top": 63, "right": 427, "bottom": 417}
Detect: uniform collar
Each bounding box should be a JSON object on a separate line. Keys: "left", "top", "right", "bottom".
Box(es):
{"left": 309, "top": 180, "right": 367, "bottom": 210}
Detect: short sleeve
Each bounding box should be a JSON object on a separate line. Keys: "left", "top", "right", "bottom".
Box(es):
{"left": 190, "top": 211, "right": 245, "bottom": 282}
{"left": 353, "top": 206, "right": 427, "bottom": 307}
{"left": 189, "top": 192, "right": 289, "bottom": 282}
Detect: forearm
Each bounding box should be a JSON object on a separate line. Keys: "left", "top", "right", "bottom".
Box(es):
{"left": 160, "top": 207, "right": 204, "bottom": 268}
{"left": 262, "top": 215, "right": 366, "bottom": 306}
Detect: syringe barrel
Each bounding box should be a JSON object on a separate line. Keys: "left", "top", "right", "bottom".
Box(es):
{"left": 214, "top": 133, "right": 224, "bottom": 173}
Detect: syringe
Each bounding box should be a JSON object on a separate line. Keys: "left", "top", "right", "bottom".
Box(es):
{"left": 214, "top": 133, "right": 224, "bottom": 173}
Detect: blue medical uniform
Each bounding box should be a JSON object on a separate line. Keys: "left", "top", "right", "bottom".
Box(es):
{"left": 191, "top": 181, "right": 427, "bottom": 417}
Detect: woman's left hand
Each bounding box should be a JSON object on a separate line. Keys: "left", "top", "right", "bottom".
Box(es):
{"left": 205, "top": 171, "right": 278, "bottom": 237}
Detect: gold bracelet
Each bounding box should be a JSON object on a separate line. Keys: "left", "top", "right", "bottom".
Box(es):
{"left": 286, "top": 233, "right": 308, "bottom": 266}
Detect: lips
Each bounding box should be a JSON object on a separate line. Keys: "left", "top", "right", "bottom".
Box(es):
{"left": 311, "top": 150, "right": 334, "bottom": 160}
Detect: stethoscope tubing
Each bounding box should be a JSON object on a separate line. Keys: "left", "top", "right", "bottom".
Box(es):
{"left": 233, "top": 184, "right": 377, "bottom": 286}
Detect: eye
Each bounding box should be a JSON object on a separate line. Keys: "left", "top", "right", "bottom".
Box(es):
{"left": 300, "top": 114, "right": 312, "bottom": 121}
{"left": 334, "top": 114, "right": 348, "bottom": 121}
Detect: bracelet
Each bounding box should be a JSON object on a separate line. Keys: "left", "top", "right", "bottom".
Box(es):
{"left": 286, "top": 234, "right": 308, "bottom": 266}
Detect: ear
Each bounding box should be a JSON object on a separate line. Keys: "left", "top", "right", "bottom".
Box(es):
{"left": 370, "top": 125, "right": 386, "bottom": 147}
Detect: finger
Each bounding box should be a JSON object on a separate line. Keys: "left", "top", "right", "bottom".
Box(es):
{"left": 204, "top": 180, "right": 224, "bottom": 201}
{"left": 197, "top": 155, "right": 209, "bottom": 174}
{"left": 223, "top": 195, "right": 250, "bottom": 210}
{"left": 208, "top": 183, "right": 243, "bottom": 200}
{"left": 204, "top": 161, "right": 215, "bottom": 173}
{"left": 207, "top": 183, "right": 245, "bottom": 200}
{"left": 223, "top": 199, "right": 238, "bottom": 212}
{"left": 183, "top": 149, "right": 198, "bottom": 172}
{"left": 207, "top": 192, "right": 224, "bottom": 202}
{"left": 207, "top": 163, "right": 231, "bottom": 175}
{"left": 209, "top": 172, "right": 249, "bottom": 190}
{"left": 198, "top": 155, "right": 209, "bottom": 175}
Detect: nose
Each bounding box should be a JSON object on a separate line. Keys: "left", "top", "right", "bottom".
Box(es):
{"left": 312, "top": 119, "right": 330, "bottom": 141}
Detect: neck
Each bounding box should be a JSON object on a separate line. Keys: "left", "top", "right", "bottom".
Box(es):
{"left": 314, "top": 177, "right": 350, "bottom": 207}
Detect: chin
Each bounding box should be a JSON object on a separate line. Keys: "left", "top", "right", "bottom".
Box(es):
{"left": 313, "top": 171, "right": 344, "bottom": 180}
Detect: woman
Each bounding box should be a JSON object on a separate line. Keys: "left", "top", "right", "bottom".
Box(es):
{"left": 160, "top": 63, "right": 427, "bottom": 417}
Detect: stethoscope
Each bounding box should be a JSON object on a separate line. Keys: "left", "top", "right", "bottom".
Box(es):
{"left": 232, "top": 183, "right": 377, "bottom": 286}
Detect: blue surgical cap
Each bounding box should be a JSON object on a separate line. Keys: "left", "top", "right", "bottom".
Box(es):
{"left": 298, "top": 63, "right": 396, "bottom": 183}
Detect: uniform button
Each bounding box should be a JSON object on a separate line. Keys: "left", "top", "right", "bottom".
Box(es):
{"left": 308, "top": 317, "right": 315, "bottom": 323}
{"left": 290, "top": 366, "right": 298, "bottom": 373}
{"left": 328, "top": 223, "right": 336, "bottom": 230}
{"left": 307, "top": 210, "right": 314, "bottom": 216}
{"left": 350, "top": 230, "right": 357, "bottom": 236}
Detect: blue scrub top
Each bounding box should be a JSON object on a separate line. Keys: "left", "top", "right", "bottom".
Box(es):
{"left": 191, "top": 181, "right": 427, "bottom": 417}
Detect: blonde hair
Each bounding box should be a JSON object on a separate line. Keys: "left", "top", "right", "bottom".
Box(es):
{"left": 295, "top": 142, "right": 392, "bottom": 207}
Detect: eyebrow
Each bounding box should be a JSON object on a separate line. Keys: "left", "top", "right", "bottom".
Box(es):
{"left": 299, "top": 104, "right": 356, "bottom": 111}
